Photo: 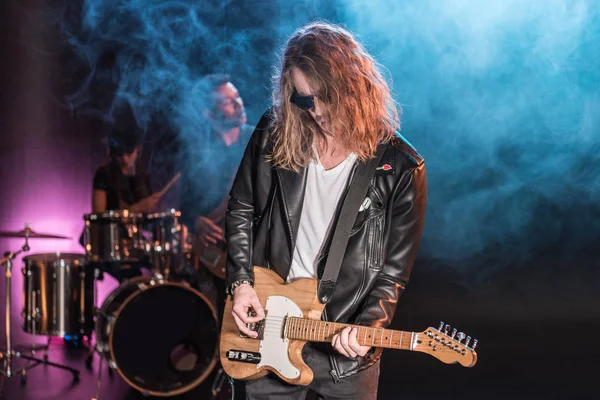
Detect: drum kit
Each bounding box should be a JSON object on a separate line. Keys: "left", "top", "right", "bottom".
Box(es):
{"left": 0, "top": 209, "right": 224, "bottom": 399}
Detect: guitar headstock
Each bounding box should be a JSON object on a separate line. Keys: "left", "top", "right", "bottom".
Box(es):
{"left": 415, "top": 321, "right": 478, "bottom": 367}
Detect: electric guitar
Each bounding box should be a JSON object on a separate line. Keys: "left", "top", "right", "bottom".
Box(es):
{"left": 194, "top": 232, "right": 227, "bottom": 280}
{"left": 193, "top": 193, "right": 229, "bottom": 280}
{"left": 220, "top": 266, "right": 478, "bottom": 385}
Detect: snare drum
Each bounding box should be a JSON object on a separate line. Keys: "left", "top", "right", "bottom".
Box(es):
{"left": 95, "top": 276, "right": 218, "bottom": 397}
{"left": 83, "top": 210, "right": 145, "bottom": 263}
{"left": 21, "top": 253, "right": 94, "bottom": 337}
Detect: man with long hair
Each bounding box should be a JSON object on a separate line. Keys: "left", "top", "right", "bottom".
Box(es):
{"left": 178, "top": 74, "right": 253, "bottom": 311}
{"left": 225, "top": 22, "right": 427, "bottom": 399}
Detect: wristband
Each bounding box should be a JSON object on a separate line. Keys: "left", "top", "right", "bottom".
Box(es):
{"left": 226, "top": 279, "right": 254, "bottom": 296}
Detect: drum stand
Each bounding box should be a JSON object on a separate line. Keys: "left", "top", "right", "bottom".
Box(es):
{"left": 86, "top": 266, "right": 113, "bottom": 400}
{"left": 0, "top": 234, "right": 79, "bottom": 395}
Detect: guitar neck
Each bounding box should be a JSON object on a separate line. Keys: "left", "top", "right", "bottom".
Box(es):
{"left": 284, "top": 317, "right": 418, "bottom": 350}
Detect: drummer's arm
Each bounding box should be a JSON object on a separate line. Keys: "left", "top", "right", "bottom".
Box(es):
{"left": 92, "top": 189, "right": 107, "bottom": 213}
{"left": 92, "top": 168, "right": 109, "bottom": 212}
{"left": 128, "top": 193, "right": 162, "bottom": 213}
{"left": 128, "top": 174, "right": 160, "bottom": 212}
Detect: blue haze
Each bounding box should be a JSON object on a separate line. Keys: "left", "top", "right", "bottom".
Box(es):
{"left": 58, "top": 0, "right": 600, "bottom": 277}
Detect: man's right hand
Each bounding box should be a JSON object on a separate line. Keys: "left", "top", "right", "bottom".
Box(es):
{"left": 131, "top": 193, "right": 161, "bottom": 213}
{"left": 231, "top": 284, "right": 265, "bottom": 338}
{"left": 195, "top": 216, "right": 224, "bottom": 246}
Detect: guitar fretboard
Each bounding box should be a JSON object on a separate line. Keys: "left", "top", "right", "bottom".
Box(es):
{"left": 284, "top": 316, "right": 417, "bottom": 350}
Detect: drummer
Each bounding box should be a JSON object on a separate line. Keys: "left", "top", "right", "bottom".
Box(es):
{"left": 89, "top": 126, "right": 160, "bottom": 281}
{"left": 92, "top": 127, "right": 160, "bottom": 214}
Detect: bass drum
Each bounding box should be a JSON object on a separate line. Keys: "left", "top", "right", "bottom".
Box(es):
{"left": 95, "top": 277, "right": 219, "bottom": 397}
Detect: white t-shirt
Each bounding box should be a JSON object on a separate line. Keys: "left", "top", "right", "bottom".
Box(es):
{"left": 286, "top": 152, "right": 357, "bottom": 282}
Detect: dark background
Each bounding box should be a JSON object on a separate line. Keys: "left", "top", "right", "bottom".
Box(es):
{"left": 1, "top": 0, "right": 599, "bottom": 399}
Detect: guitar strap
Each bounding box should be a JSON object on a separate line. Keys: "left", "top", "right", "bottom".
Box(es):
{"left": 317, "top": 144, "right": 387, "bottom": 304}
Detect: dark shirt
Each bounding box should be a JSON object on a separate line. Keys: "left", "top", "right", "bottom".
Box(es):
{"left": 179, "top": 125, "right": 254, "bottom": 230}
{"left": 93, "top": 160, "right": 152, "bottom": 210}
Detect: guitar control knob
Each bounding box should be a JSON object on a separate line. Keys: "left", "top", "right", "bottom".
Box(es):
{"left": 451, "top": 328, "right": 457, "bottom": 339}
{"left": 444, "top": 324, "right": 451, "bottom": 335}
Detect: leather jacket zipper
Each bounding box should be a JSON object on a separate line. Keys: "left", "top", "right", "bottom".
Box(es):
{"left": 264, "top": 184, "right": 276, "bottom": 270}
{"left": 368, "top": 215, "right": 383, "bottom": 269}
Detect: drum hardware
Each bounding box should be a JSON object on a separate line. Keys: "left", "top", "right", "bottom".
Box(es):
{"left": 81, "top": 208, "right": 219, "bottom": 399}
{"left": 83, "top": 210, "right": 146, "bottom": 264}
{"left": 82, "top": 209, "right": 187, "bottom": 279}
{"left": 90, "top": 276, "right": 219, "bottom": 399}
{"left": 144, "top": 209, "right": 184, "bottom": 279}
{"left": 22, "top": 253, "right": 94, "bottom": 339}
{"left": 0, "top": 224, "right": 80, "bottom": 387}
{"left": 0, "top": 228, "right": 71, "bottom": 240}
{"left": 211, "top": 367, "right": 233, "bottom": 397}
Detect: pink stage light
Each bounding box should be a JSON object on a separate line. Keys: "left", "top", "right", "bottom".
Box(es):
{"left": 0, "top": 175, "right": 119, "bottom": 326}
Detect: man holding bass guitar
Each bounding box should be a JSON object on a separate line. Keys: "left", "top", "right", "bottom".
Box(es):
{"left": 178, "top": 73, "right": 253, "bottom": 317}
{"left": 225, "top": 22, "right": 427, "bottom": 399}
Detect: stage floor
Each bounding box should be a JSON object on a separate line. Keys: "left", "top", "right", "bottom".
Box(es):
{"left": 1, "top": 320, "right": 595, "bottom": 400}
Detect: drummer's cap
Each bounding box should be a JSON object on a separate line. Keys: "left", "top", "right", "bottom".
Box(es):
{"left": 105, "top": 125, "right": 143, "bottom": 156}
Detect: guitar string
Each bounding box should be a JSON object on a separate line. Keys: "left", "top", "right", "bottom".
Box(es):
{"left": 242, "top": 319, "right": 465, "bottom": 351}
{"left": 254, "top": 317, "right": 412, "bottom": 337}
{"left": 250, "top": 317, "right": 412, "bottom": 343}
{"left": 254, "top": 324, "right": 424, "bottom": 347}
{"left": 254, "top": 329, "right": 463, "bottom": 351}
{"left": 254, "top": 316, "right": 407, "bottom": 333}
{"left": 250, "top": 316, "right": 439, "bottom": 331}
{"left": 246, "top": 330, "right": 415, "bottom": 347}
{"left": 248, "top": 318, "right": 455, "bottom": 347}
{"left": 255, "top": 317, "right": 434, "bottom": 339}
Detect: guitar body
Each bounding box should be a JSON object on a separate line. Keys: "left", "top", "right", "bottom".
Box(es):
{"left": 193, "top": 190, "right": 232, "bottom": 281}
{"left": 219, "top": 267, "right": 325, "bottom": 385}
{"left": 194, "top": 243, "right": 227, "bottom": 280}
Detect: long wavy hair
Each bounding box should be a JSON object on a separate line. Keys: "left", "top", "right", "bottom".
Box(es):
{"left": 269, "top": 21, "right": 400, "bottom": 171}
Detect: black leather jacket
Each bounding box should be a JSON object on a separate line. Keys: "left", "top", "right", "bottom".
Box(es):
{"left": 225, "top": 109, "right": 427, "bottom": 381}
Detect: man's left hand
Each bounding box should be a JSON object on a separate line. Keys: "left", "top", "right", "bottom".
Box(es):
{"left": 332, "top": 326, "right": 371, "bottom": 358}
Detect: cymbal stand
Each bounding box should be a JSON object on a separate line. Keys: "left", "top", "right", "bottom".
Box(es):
{"left": 87, "top": 265, "right": 112, "bottom": 400}
{"left": 0, "top": 226, "right": 79, "bottom": 387}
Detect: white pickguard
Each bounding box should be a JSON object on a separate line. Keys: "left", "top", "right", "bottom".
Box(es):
{"left": 257, "top": 295, "right": 303, "bottom": 379}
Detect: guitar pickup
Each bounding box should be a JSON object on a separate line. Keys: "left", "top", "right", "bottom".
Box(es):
{"left": 226, "top": 349, "right": 261, "bottom": 364}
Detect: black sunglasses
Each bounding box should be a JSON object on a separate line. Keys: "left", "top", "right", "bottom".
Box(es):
{"left": 290, "top": 89, "right": 315, "bottom": 111}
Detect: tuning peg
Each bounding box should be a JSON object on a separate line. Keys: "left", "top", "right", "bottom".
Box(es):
{"left": 444, "top": 324, "right": 451, "bottom": 335}
{"left": 451, "top": 328, "right": 457, "bottom": 339}
{"left": 457, "top": 332, "right": 465, "bottom": 343}
{"left": 438, "top": 321, "right": 444, "bottom": 331}
{"left": 472, "top": 339, "right": 478, "bottom": 350}
{"left": 465, "top": 336, "right": 471, "bottom": 347}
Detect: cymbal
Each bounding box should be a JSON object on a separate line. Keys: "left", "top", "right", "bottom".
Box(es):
{"left": 0, "top": 229, "right": 71, "bottom": 240}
